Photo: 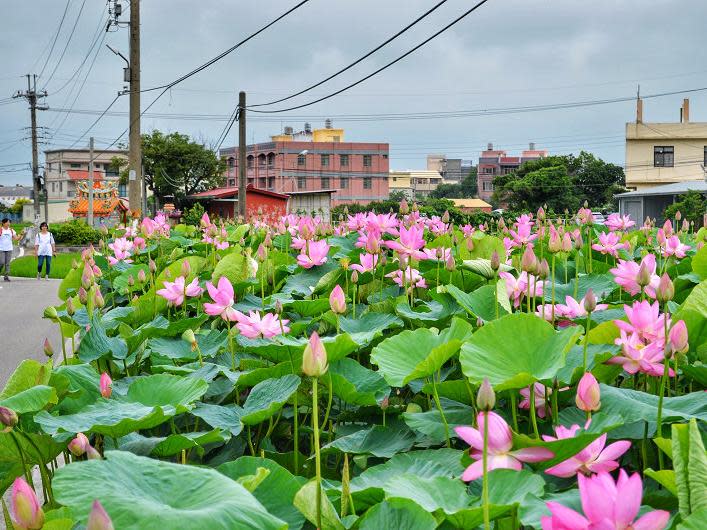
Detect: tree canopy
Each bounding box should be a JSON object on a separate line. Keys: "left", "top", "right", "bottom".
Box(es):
{"left": 429, "top": 167, "right": 477, "bottom": 199}
{"left": 491, "top": 151, "right": 625, "bottom": 211}
{"left": 664, "top": 190, "right": 706, "bottom": 227}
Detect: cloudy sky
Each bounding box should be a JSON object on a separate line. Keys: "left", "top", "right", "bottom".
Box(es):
{"left": 1, "top": 0, "right": 706, "bottom": 186}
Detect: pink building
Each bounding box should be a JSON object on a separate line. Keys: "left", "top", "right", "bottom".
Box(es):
{"left": 219, "top": 122, "right": 389, "bottom": 207}
{"left": 477, "top": 142, "right": 548, "bottom": 202}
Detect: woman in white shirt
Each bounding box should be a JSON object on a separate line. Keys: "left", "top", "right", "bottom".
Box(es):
{"left": 0, "top": 218, "right": 21, "bottom": 282}
{"left": 34, "top": 222, "right": 56, "bottom": 280}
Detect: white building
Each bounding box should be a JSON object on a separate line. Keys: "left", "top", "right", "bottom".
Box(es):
{"left": 0, "top": 185, "right": 32, "bottom": 207}
{"left": 44, "top": 148, "right": 128, "bottom": 200}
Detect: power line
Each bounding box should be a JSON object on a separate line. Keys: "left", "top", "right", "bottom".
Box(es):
{"left": 248, "top": 0, "right": 493, "bottom": 113}
{"left": 67, "top": 93, "right": 121, "bottom": 148}
{"left": 140, "top": 0, "right": 313, "bottom": 94}
{"left": 249, "top": 0, "right": 452, "bottom": 108}
{"left": 42, "top": 0, "right": 88, "bottom": 91}
{"left": 37, "top": 0, "right": 73, "bottom": 78}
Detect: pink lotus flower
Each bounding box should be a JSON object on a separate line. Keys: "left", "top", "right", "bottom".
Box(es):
{"left": 519, "top": 383, "right": 555, "bottom": 418}
{"left": 614, "top": 300, "right": 667, "bottom": 345}
{"left": 662, "top": 235, "right": 690, "bottom": 259}
{"left": 610, "top": 253, "right": 660, "bottom": 298}
{"left": 11, "top": 477, "right": 44, "bottom": 530}
{"left": 107, "top": 237, "right": 134, "bottom": 266}
{"left": 541, "top": 470, "right": 669, "bottom": 530}
{"left": 233, "top": 310, "right": 289, "bottom": 339}
{"left": 350, "top": 253, "right": 379, "bottom": 274}
{"left": 605, "top": 213, "right": 635, "bottom": 232}
{"left": 554, "top": 295, "right": 608, "bottom": 319}
{"left": 141, "top": 217, "right": 157, "bottom": 237}
{"left": 87, "top": 500, "right": 114, "bottom": 530}
{"left": 609, "top": 330, "right": 674, "bottom": 377}
{"left": 297, "top": 239, "right": 330, "bottom": 269}
{"left": 204, "top": 276, "right": 238, "bottom": 321}
{"left": 302, "top": 331, "right": 328, "bottom": 377}
{"left": 575, "top": 372, "right": 601, "bottom": 412}
{"left": 156, "top": 276, "right": 203, "bottom": 307}
{"left": 591, "top": 231, "right": 628, "bottom": 258}
{"left": 669, "top": 320, "right": 688, "bottom": 353}
{"left": 386, "top": 267, "right": 427, "bottom": 291}
{"left": 100, "top": 372, "right": 112, "bottom": 398}
{"left": 455, "top": 412, "right": 553, "bottom": 481}
{"left": 543, "top": 423, "right": 631, "bottom": 477}
{"left": 329, "top": 284, "right": 346, "bottom": 314}
{"left": 385, "top": 224, "right": 427, "bottom": 260}
{"left": 68, "top": 432, "right": 91, "bottom": 456}
{"left": 509, "top": 214, "right": 538, "bottom": 248}
{"left": 422, "top": 247, "right": 452, "bottom": 262}
{"left": 355, "top": 229, "right": 382, "bottom": 254}
{"left": 498, "top": 271, "right": 544, "bottom": 308}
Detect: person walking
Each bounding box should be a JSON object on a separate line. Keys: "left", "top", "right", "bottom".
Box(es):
{"left": 0, "top": 218, "right": 21, "bottom": 282}
{"left": 34, "top": 222, "right": 56, "bottom": 280}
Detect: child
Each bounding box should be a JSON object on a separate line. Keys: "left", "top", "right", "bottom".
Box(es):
{"left": 0, "top": 218, "right": 21, "bottom": 282}
{"left": 35, "top": 222, "right": 56, "bottom": 280}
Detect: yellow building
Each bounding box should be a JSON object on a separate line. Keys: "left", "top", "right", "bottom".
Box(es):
{"left": 625, "top": 98, "right": 707, "bottom": 190}
{"left": 271, "top": 120, "right": 344, "bottom": 143}
{"left": 388, "top": 170, "right": 444, "bottom": 200}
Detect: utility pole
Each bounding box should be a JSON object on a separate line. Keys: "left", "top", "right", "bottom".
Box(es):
{"left": 14, "top": 75, "right": 47, "bottom": 224}
{"left": 87, "top": 136, "right": 95, "bottom": 226}
{"left": 128, "top": 0, "right": 142, "bottom": 216}
{"left": 238, "top": 91, "right": 247, "bottom": 220}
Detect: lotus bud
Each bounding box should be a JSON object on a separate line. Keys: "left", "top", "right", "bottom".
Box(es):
{"left": 583, "top": 288, "right": 597, "bottom": 313}
{"left": 636, "top": 261, "right": 651, "bottom": 288}
{"left": 663, "top": 219, "right": 674, "bottom": 237}
{"left": 137, "top": 269, "right": 147, "bottom": 284}
{"left": 682, "top": 219, "right": 690, "bottom": 232}
{"left": 573, "top": 232, "right": 584, "bottom": 250}
{"left": 86, "top": 500, "right": 114, "bottom": 530}
{"left": 264, "top": 232, "right": 273, "bottom": 248}
{"left": 43, "top": 338, "right": 53, "bottom": 358}
{"left": 100, "top": 373, "right": 112, "bottom": 399}
{"left": 68, "top": 433, "right": 90, "bottom": 456}
{"left": 340, "top": 258, "right": 350, "bottom": 271}
{"left": 411, "top": 202, "right": 418, "bottom": 212}
{"left": 445, "top": 252, "right": 456, "bottom": 272}
{"left": 302, "top": 331, "right": 328, "bottom": 377}
{"left": 562, "top": 233, "right": 573, "bottom": 253}
{"left": 399, "top": 199, "right": 409, "bottom": 215}
{"left": 182, "top": 329, "right": 197, "bottom": 351}
{"left": 10, "top": 477, "right": 44, "bottom": 530}
{"left": 149, "top": 259, "right": 157, "bottom": 274}
{"left": 583, "top": 200, "right": 589, "bottom": 208}
{"left": 132, "top": 295, "right": 139, "bottom": 304}
{"left": 466, "top": 237, "right": 474, "bottom": 251}
{"left": 98, "top": 239, "right": 106, "bottom": 251}
{"left": 575, "top": 372, "right": 601, "bottom": 412}
{"left": 548, "top": 228, "right": 562, "bottom": 253}
{"left": 656, "top": 273, "right": 674, "bottom": 303}
{"left": 164, "top": 269, "right": 172, "bottom": 280}
{"left": 329, "top": 284, "right": 346, "bottom": 315}
{"left": 0, "top": 406, "right": 18, "bottom": 432}
{"left": 181, "top": 260, "right": 191, "bottom": 278}
{"left": 476, "top": 378, "right": 496, "bottom": 411}
{"left": 498, "top": 217, "right": 506, "bottom": 230}
{"left": 490, "top": 251, "right": 500, "bottom": 272}
{"left": 537, "top": 207, "right": 545, "bottom": 222}
{"left": 476, "top": 317, "right": 484, "bottom": 327}
{"left": 94, "top": 289, "right": 105, "bottom": 309}
{"left": 441, "top": 210, "right": 450, "bottom": 224}
{"left": 86, "top": 445, "right": 102, "bottom": 460}
{"left": 351, "top": 270, "right": 359, "bottom": 284}
{"left": 669, "top": 320, "right": 689, "bottom": 354}
{"left": 536, "top": 258, "right": 549, "bottom": 280}
{"left": 78, "top": 287, "right": 88, "bottom": 305}
{"left": 380, "top": 396, "right": 389, "bottom": 411}
{"left": 43, "top": 306, "right": 58, "bottom": 320}
{"left": 66, "top": 297, "right": 76, "bottom": 316}
{"left": 127, "top": 275, "right": 135, "bottom": 287}
{"left": 521, "top": 246, "right": 537, "bottom": 274}
{"left": 274, "top": 299, "right": 283, "bottom": 315}
{"left": 256, "top": 244, "right": 267, "bottom": 262}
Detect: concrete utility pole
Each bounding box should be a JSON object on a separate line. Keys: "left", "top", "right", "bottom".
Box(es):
{"left": 238, "top": 91, "right": 247, "bottom": 219}
{"left": 128, "top": 0, "right": 142, "bottom": 215}
{"left": 87, "top": 136, "right": 94, "bottom": 226}
{"left": 14, "top": 75, "right": 47, "bottom": 223}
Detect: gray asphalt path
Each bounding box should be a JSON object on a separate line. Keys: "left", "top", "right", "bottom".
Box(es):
{"left": 0, "top": 277, "right": 62, "bottom": 388}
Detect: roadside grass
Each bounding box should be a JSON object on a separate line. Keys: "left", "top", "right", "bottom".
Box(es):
{"left": 9, "top": 252, "right": 80, "bottom": 279}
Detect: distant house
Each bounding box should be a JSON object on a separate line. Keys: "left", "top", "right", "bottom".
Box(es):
{"left": 0, "top": 185, "right": 32, "bottom": 207}
{"left": 450, "top": 198, "right": 493, "bottom": 214}
{"left": 68, "top": 181, "right": 129, "bottom": 226}
{"left": 477, "top": 143, "right": 548, "bottom": 202}
{"left": 44, "top": 148, "right": 127, "bottom": 200}
{"left": 388, "top": 170, "right": 443, "bottom": 200}
{"left": 616, "top": 181, "right": 707, "bottom": 225}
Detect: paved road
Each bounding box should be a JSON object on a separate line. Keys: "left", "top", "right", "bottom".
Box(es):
{"left": 0, "top": 277, "right": 62, "bottom": 388}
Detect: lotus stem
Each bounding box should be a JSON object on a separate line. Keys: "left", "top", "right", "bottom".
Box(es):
{"left": 430, "top": 374, "right": 451, "bottom": 448}
{"left": 582, "top": 314, "right": 591, "bottom": 372}
{"left": 509, "top": 391, "right": 519, "bottom": 432}
{"left": 656, "top": 302, "right": 671, "bottom": 469}
{"left": 551, "top": 254, "right": 556, "bottom": 325}
{"left": 312, "top": 376, "right": 323, "bottom": 530}
{"left": 226, "top": 319, "right": 235, "bottom": 370}
{"left": 320, "top": 373, "right": 333, "bottom": 432}
{"left": 482, "top": 410, "right": 490, "bottom": 530}
{"left": 529, "top": 387, "right": 539, "bottom": 438}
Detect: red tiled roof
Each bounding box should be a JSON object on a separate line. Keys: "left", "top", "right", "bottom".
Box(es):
{"left": 66, "top": 170, "right": 105, "bottom": 181}
{"left": 69, "top": 197, "right": 128, "bottom": 216}
{"left": 500, "top": 157, "right": 521, "bottom": 164}
{"left": 189, "top": 184, "right": 289, "bottom": 200}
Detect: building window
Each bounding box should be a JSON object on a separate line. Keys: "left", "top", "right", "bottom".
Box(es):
{"left": 297, "top": 177, "right": 306, "bottom": 190}
{"left": 363, "top": 154, "right": 372, "bottom": 167}
{"left": 383, "top": 154, "right": 388, "bottom": 159}
{"left": 340, "top": 177, "right": 349, "bottom": 189}
{"left": 258, "top": 154, "right": 266, "bottom": 167}
{"left": 654, "top": 146, "right": 674, "bottom": 167}
{"left": 321, "top": 154, "right": 330, "bottom": 167}
{"left": 392, "top": 177, "right": 397, "bottom": 182}
{"left": 704, "top": 146, "right": 707, "bottom": 166}
{"left": 363, "top": 177, "right": 372, "bottom": 189}
{"left": 59, "top": 181, "right": 63, "bottom": 192}
{"left": 70, "top": 163, "right": 81, "bottom": 168}
{"left": 482, "top": 167, "right": 494, "bottom": 174}
{"left": 228, "top": 179, "right": 235, "bottom": 187}
{"left": 247, "top": 156, "right": 254, "bottom": 169}
{"left": 482, "top": 181, "right": 494, "bottom": 192}
{"left": 228, "top": 157, "right": 235, "bottom": 167}
{"left": 332, "top": 136, "right": 340, "bottom": 143}
{"left": 297, "top": 154, "right": 306, "bottom": 166}
{"left": 51, "top": 182, "right": 55, "bottom": 192}
{"left": 501, "top": 167, "right": 515, "bottom": 175}
{"left": 267, "top": 153, "right": 275, "bottom": 168}
{"left": 321, "top": 177, "right": 330, "bottom": 188}
{"left": 268, "top": 177, "right": 275, "bottom": 189}
{"left": 339, "top": 154, "right": 349, "bottom": 167}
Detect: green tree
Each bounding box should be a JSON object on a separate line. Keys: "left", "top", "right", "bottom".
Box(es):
{"left": 429, "top": 183, "right": 464, "bottom": 199}
{"left": 460, "top": 167, "right": 478, "bottom": 197}
{"left": 112, "top": 131, "right": 225, "bottom": 207}
{"left": 9, "top": 198, "right": 30, "bottom": 215}
{"left": 568, "top": 151, "right": 626, "bottom": 208}
{"left": 664, "top": 190, "right": 706, "bottom": 227}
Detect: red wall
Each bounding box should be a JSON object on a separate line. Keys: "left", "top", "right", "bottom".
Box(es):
{"left": 205, "top": 191, "right": 287, "bottom": 222}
